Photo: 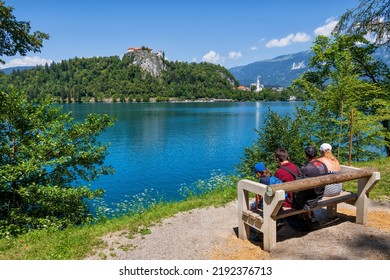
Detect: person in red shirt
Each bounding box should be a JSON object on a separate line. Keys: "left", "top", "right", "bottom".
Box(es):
{"left": 274, "top": 148, "right": 299, "bottom": 208}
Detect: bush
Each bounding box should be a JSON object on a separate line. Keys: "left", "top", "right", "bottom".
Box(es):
{"left": 237, "top": 107, "right": 312, "bottom": 176}
{"left": 0, "top": 88, "right": 115, "bottom": 237}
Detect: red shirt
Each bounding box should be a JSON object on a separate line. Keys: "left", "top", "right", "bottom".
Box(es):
{"left": 275, "top": 162, "right": 299, "bottom": 208}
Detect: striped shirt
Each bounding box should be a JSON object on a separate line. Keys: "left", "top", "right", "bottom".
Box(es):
{"left": 323, "top": 171, "right": 342, "bottom": 197}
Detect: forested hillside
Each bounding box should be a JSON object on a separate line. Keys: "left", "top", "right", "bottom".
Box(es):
{"left": 0, "top": 55, "right": 248, "bottom": 102}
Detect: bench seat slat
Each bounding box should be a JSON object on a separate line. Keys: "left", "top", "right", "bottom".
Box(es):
{"left": 242, "top": 209, "right": 264, "bottom": 229}
{"left": 275, "top": 191, "right": 358, "bottom": 219}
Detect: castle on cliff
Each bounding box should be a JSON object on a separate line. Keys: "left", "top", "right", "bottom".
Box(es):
{"left": 124, "top": 46, "right": 166, "bottom": 78}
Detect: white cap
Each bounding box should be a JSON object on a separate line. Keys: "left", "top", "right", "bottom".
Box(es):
{"left": 320, "top": 143, "right": 332, "bottom": 152}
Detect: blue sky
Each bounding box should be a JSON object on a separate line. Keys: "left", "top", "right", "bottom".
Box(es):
{"left": 1, "top": 0, "right": 360, "bottom": 69}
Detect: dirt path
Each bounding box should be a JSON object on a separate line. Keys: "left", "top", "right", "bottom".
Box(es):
{"left": 86, "top": 200, "right": 390, "bottom": 260}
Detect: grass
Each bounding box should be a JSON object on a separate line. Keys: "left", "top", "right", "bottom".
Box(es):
{"left": 340, "top": 157, "right": 390, "bottom": 202}
{"left": 0, "top": 158, "right": 388, "bottom": 260}
{"left": 0, "top": 173, "right": 239, "bottom": 260}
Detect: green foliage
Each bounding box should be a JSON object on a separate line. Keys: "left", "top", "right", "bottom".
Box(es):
{"left": 237, "top": 107, "right": 311, "bottom": 176}
{"left": 304, "top": 34, "right": 389, "bottom": 86}
{"left": 91, "top": 188, "right": 162, "bottom": 222}
{"left": 178, "top": 170, "right": 237, "bottom": 199}
{"left": 0, "top": 50, "right": 301, "bottom": 102}
{"left": 0, "top": 88, "right": 115, "bottom": 237}
{"left": 238, "top": 35, "right": 389, "bottom": 176}
{"left": 334, "top": 0, "right": 390, "bottom": 48}
{"left": 0, "top": 170, "right": 239, "bottom": 259}
{"left": 340, "top": 157, "right": 390, "bottom": 202}
{"left": 0, "top": 57, "right": 242, "bottom": 102}
{"left": 0, "top": 1, "right": 49, "bottom": 64}
{"left": 293, "top": 34, "right": 390, "bottom": 159}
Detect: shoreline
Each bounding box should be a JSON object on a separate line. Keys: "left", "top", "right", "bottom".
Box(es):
{"left": 55, "top": 97, "right": 300, "bottom": 104}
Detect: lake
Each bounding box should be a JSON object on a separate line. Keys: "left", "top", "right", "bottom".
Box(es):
{"left": 62, "top": 101, "right": 299, "bottom": 205}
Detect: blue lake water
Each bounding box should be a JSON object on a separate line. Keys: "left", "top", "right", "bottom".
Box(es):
{"left": 62, "top": 102, "right": 299, "bottom": 204}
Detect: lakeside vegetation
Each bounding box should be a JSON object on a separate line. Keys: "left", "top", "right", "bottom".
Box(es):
{"left": 0, "top": 56, "right": 301, "bottom": 102}
{"left": 0, "top": 157, "right": 388, "bottom": 260}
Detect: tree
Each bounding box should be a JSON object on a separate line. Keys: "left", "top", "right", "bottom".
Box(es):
{"left": 333, "top": 0, "right": 390, "bottom": 47}
{"left": 237, "top": 108, "right": 312, "bottom": 176}
{"left": 0, "top": 88, "right": 115, "bottom": 237}
{"left": 305, "top": 34, "right": 389, "bottom": 86}
{"left": 294, "top": 34, "right": 390, "bottom": 159}
{"left": 239, "top": 34, "right": 390, "bottom": 174}
{"left": 0, "top": 5, "right": 117, "bottom": 237}
{"left": 0, "top": 1, "right": 49, "bottom": 64}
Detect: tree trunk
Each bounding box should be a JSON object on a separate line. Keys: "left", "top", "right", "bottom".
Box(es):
{"left": 383, "top": 119, "right": 390, "bottom": 156}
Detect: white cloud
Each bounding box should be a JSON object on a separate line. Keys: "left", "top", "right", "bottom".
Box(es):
{"left": 202, "top": 50, "right": 224, "bottom": 64}
{"left": 250, "top": 46, "right": 258, "bottom": 51}
{"left": 192, "top": 57, "right": 197, "bottom": 63}
{"left": 293, "top": 32, "right": 311, "bottom": 42}
{"left": 266, "top": 32, "right": 311, "bottom": 48}
{"left": 364, "top": 33, "right": 378, "bottom": 44}
{"left": 360, "top": 18, "right": 389, "bottom": 44}
{"left": 266, "top": 35, "right": 294, "bottom": 48}
{"left": 314, "top": 18, "right": 339, "bottom": 36}
{"left": 229, "top": 51, "right": 241, "bottom": 60}
{"left": 2, "top": 56, "right": 53, "bottom": 69}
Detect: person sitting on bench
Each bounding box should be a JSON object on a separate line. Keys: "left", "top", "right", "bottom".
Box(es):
{"left": 317, "top": 143, "right": 342, "bottom": 197}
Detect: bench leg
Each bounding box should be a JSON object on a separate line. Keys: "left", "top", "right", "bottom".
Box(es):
{"left": 262, "top": 194, "right": 284, "bottom": 252}
{"left": 238, "top": 188, "right": 250, "bottom": 240}
{"left": 262, "top": 217, "right": 276, "bottom": 252}
{"left": 356, "top": 177, "right": 369, "bottom": 224}
{"left": 356, "top": 199, "right": 368, "bottom": 224}
{"left": 326, "top": 204, "right": 337, "bottom": 219}
{"left": 238, "top": 219, "right": 250, "bottom": 240}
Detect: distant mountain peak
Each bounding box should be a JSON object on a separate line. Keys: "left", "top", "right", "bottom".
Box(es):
{"left": 0, "top": 65, "right": 35, "bottom": 74}
{"left": 228, "top": 50, "right": 313, "bottom": 87}
{"left": 229, "top": 48, "right": 389, "bottom": 87}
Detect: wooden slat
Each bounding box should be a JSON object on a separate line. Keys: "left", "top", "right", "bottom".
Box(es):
{"left": 275, "top": 192, "right": 358, "bottom": 219}
{"left": 266, "top": 167, "right": 377, "bottom": 196}
{"left": 242, "top": 209, "right": 264, "bottom": 229}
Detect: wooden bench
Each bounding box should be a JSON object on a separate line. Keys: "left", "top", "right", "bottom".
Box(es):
{"left": 237, "top": 165, "right": 381, "bottom": 252}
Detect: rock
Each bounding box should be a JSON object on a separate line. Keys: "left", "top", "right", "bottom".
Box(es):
{"left": 124, "top": 48, "right": 166, "bottom": 78}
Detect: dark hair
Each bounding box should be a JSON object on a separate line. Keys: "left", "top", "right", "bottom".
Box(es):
{"left": 257, "top": 169, "right": 272, "bottom": 177}
{"left": 274, "top": 148, "right": 289, "bottom": 162}
{"left": 304, "top": 146, "right": 317, "bottom": 159}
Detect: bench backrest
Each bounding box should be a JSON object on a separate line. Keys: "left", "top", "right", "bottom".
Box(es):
{"left": 265, "top": 165, "right": 377, "bottom": 197}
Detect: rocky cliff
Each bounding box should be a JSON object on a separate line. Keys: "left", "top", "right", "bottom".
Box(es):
{"left": 123, "top": 48, "right": 166, "bottom": 78}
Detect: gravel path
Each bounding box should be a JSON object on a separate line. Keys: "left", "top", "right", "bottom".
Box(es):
{"left": 86, "top": 200, "right": 390, "bottom": 260}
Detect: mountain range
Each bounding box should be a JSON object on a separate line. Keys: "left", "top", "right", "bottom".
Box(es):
{"left": 229, "top": 48, "right": 390, "bottom": 88}
{"left": 229, "top": 50, "right": 312, "bottom": 87}
{"left": 0, "top": 66, "right": 35, "bottom": 74}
